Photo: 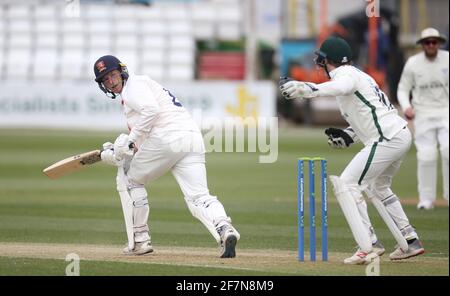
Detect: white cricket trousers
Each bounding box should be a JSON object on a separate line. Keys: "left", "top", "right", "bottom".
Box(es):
{"left": 341, "top": 127, "right": 418, "bottom": 240}
{"left": 413, "top": 115, "right": 449, "bottom": 205}
{"left": 125, "top": 130, "right": 231, "bottom": 241}
{"left": 128, "top": 130, "right": 212, "bottom": 197}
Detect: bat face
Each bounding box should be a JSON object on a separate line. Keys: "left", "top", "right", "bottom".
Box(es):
{"left": 43, "top": 150, "right": 102, "bottom": 179}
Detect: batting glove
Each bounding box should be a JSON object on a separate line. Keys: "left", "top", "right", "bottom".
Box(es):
{"left": 324, "top": 127, "right": 355, "bottom": 149}
{"left": 102, "top": 141, "right": 114, "bottom": 151}
{"left": 100, "top": 149, "right": 123, "bottom": 167}
{"left": 114, "top": 133, "right": 135, "bottom": 161}
{"left": 279, "top": 79, "right": 319, "bottom": 100}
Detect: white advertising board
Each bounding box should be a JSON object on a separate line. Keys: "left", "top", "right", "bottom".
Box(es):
{"left": 0, "top": 80, "right": 276, "bottom": 130}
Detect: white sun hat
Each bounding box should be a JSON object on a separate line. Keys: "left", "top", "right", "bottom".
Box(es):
{"left": 416, "top": 27, "right": 447, "bottom": 44}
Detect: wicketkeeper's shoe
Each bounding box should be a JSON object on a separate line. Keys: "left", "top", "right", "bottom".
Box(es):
{"left": 389, "top": 238, "right": 425, "bottom": 261}
{"left": 122, "top": 240, "right": 153, "bottom": 256}
{"left": 344, "top": 250, "right": 379, "bottom": 265}
{"left": 217, "top": 224, "right": 240, "bottom": 258}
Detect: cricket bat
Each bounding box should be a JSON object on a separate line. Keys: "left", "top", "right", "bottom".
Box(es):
{"left": 43, "top": 150, "right": 102, "bottom": 179}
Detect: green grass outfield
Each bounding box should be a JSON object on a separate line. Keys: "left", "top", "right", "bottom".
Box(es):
{"left": 0, "top": 128, "right": 448, "bottom": 276}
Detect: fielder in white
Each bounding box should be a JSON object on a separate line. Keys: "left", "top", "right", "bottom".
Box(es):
{"left": 397, "top": 28, "right": 449, "bottom": 210}
{"left": 280, "top": 37, "right": 425, "bottom": 264}
{"left": 93, "top": 55, "right": 240, "bottom": 257}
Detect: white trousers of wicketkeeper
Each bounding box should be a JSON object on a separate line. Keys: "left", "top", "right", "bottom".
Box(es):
{"left": 413, "top": 114, "right": 449, "bottom": 207}
{"left": 340, "top": 127, "right": 419, "bottom": 247}
{"left": 120, "top": 129, "right": 231, "bottom": 245}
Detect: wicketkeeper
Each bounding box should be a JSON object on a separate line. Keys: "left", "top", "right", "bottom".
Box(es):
{"left": 280, "top": 37, "right": 425, "bottom": 264}
{"left": 93, "top": 55, "right": 240, "bottom": 258}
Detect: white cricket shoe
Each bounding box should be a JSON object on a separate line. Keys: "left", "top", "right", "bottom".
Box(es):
{"left": 217, "top": 224, "right": 240, "bottom": 258}
{"left": 372, "top": 240, "right": 386, "bottom": 256}
{"left": 122, "top": 240, "right": 153, "bottom": 256}
{"left": 344, "top": 250, "right": 379, "bottom": 265}
{"left": 344, "top": 240, "right": 385, "bottom": 262}
{"left": 389, "top": 239, "right": 425, "bottom": 261}
{"left": 417, "top": 201, "right": 434, "bottom": 210}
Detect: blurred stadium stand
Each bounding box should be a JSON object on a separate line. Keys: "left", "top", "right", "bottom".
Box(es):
{"left": 0, "top": 0, "right": 447, "bottom": 126}
{"left": 0, "top": 0, "right": 243, "bottom": 81}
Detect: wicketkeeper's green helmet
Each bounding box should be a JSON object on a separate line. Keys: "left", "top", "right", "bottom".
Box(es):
{"left": 315, "top": 36, "right": 352, "bottom": 67}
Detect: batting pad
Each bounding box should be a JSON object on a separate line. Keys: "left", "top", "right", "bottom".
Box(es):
{"left": 330, "top": 175, "right": 372, "bottom": 253}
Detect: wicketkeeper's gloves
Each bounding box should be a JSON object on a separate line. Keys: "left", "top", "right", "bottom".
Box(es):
{"left": 279, "top": 77, "right": 319, "bottom": 100}
{"left": 324, "top": 127, "right": 355, "bottom": 149}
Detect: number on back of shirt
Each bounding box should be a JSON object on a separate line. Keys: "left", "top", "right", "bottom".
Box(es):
{"left": 163, "top": 88, "right": 182, "bottom": 107}
{"left": 373, "top": 86, "right": 394, "bottom": 110}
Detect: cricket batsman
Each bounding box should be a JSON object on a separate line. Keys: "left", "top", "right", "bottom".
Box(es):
{"left": 93, "top": 55, "right": 240, "bottom": 258}
{"left": 279, "top": 37, "right": 425, "bottom": 264}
